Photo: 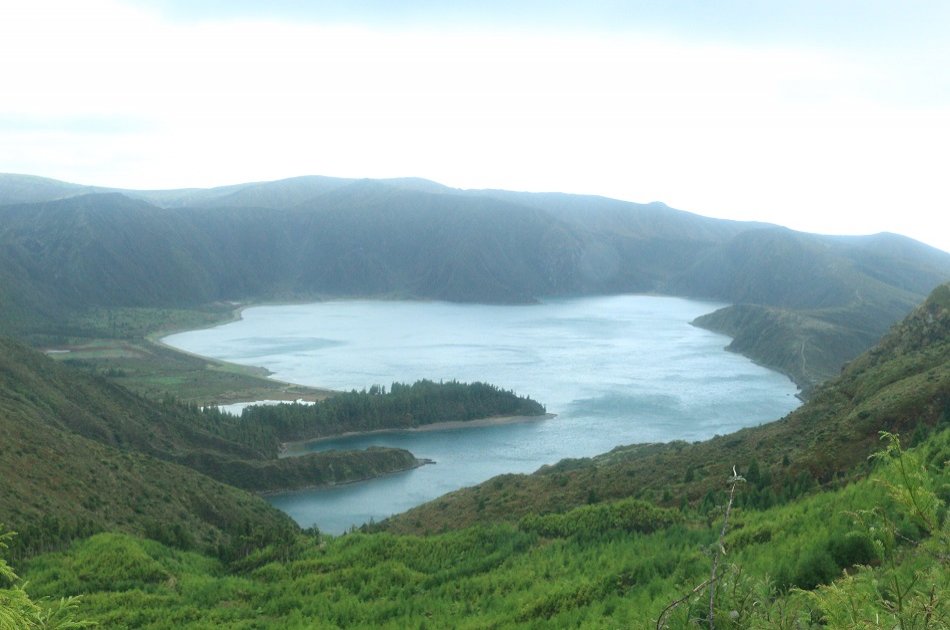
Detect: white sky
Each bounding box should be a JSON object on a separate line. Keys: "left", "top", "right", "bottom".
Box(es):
{"left": 1, "top": 0, "right": 949, "bottom": 253}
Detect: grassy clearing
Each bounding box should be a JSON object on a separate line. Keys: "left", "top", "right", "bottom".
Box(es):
{"left": 40, "top": 304, "right": 331, "bottom": 405}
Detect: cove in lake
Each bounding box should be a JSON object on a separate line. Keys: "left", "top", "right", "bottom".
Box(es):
{"left": 163, "top": 295, "right": 800, "bottom": 534}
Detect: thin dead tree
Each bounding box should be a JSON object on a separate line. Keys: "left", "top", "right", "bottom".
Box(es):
{"left": 708, "top": 466, "right": 745, "bottom": 628}
{"left": 656, "top": 465, "right": 745, "bottom": 630}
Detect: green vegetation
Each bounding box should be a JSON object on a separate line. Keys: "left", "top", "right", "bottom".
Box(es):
{"left": 3, "top": 282, "right": 942, "bottom": 628}
{"left": 681, "top": 227, "right": 945, "bottom": 392}
{"left": 0, "top": 531, "right": 91, "bottom": 629}
{"left": 13, "top": 427, "right": 948, "bottom": 628}
{"left": 243, "top": 380, "right": 546, "bottom": 442}
{"left": 2, "top": 176, "right": 949, "bottom": 626}
{"left": 0, "top": 337, "right": 426, "bottom": 559}
{"left": 381, "top": 283, "right": 949, "bottom": 535}
{"left": 519, "top": 498, "right": 682, "bottom": 539}
{"left": 692, "top": 302, "right": 885, "bottom": 393}
{"left": 0, "top": 334, "right": 546, "bottom": 562}
{"left": 178, "top": 445, "right": 424, "bottom": 494}
{"left": 35, "top": 305, "right": 329, "bottom": 405}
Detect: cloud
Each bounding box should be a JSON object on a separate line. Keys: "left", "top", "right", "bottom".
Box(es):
{"left": 1, "top": 0, "right": 948, "bottom": 251}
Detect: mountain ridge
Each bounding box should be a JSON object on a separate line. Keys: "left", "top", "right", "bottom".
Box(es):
{"left": 2, "top": 174, "right": 949, "bottom": 391}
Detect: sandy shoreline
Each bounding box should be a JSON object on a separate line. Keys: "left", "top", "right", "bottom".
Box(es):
{"left": 281, "top": 412, "right": 557, "bottom": 456}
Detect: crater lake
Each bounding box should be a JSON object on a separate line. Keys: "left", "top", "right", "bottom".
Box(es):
{"left": 163, "top": 295, "right": 800, "bottom": 533}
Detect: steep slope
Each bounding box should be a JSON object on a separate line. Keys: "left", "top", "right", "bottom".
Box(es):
{"left": 0, "top": 195, "right": 309, "bottom": 334}
{"left": 0, "top": 194, "right": 225, "bottom": 309}
{"left": 668, "top": 228, "right": 946, "bottom": 310}
{"left": 835, "top": 231, "right": 950, "bottom": 296}
{"left": 0, "top": 247, "right": 63, "bottom": 331}
{"left": 0, "top": 337, "right": 298, "bottom": 558}
{"left": 0, "top": 337, "right": 426, "bottom": 557}
{"left": 0, "top": 412, "right": 295, "bottom": 560}
{"left": 3, "top": 180, "right": 943, "bottom": 313}
{"left": 692, "top": 303, "right": 875, "bottom": 390}
{"left": 380, "top": 283, "right": 950, "bottom": 534}
{"left": 289, "top": 180, "right": 580, "bottom": 302}
{"left": 474, "top": 190, "right": 769, "bottom": 292}
{"left": 676, "top": 228, "right": 948, "bottom": 390}
{"left": 17, "top": 427, "right": 950, "bottom": 627}
{"left": 0, "top": 337, "right": 260, "bottom": 459}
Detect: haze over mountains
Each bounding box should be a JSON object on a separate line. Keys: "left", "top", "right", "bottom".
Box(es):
{"left": 1, "top": 173, "right": 949, "bottom": 391}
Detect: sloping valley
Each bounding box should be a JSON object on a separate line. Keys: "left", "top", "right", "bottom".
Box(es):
{"left": 0, "top": 175, "right": 948, "bottom": 627}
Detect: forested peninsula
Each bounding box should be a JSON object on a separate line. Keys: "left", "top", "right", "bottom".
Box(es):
{"left": 239, "top": 379, "right": 547, "bottom": 443}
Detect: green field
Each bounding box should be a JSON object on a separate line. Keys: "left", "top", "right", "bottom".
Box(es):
{"left": 41, "top": 305, "right": 331, "bottom": 405}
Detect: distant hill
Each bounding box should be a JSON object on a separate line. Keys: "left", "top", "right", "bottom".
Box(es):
{"left": 680, "top": 228, "right": 950, "bottom": 388}
{"left": 0, "top": 173, "right": 108, "bottom": 205}
{"left": 667, "top": 227, "right": 949, "bottom": 309}
{"left": 379, "top": 282, "right": 950, "bottom": 534}
{"left": 2, "top": 173, "right": 949, "bottom": 390}
{"left": 0, "top": 173, "right": 453, "bottom": 209}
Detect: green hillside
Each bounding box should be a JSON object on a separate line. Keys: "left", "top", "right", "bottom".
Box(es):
{"left": 14, "top": 430, "right": 947, "bottom": 627}
{"left": 0, "top": 332, "right": 554, "bottom": 561}
{"left": 675, "top": 228, "right": 949, "bottom": 390}
{"left": 381, "top": 283, "right": 950, "bottom": 534}
{"left": 692, "top": 302, "right": 884, "bottom": 392}
{"left": 3, "top": 175, "right": 948, "bottom": 626}
{"left": 4, "top": 283, "right": 947, "bottom": 628}
{"left": 0, "top": 337, "right": 430, "bottom": 558}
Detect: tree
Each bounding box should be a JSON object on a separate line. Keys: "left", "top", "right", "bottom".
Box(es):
{"left": 0, "top": 529, "right": 92, "bottom": 629}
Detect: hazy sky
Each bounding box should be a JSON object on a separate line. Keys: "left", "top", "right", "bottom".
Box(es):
{"left": 2, "top": 1, "right": 949, "bottom": 252}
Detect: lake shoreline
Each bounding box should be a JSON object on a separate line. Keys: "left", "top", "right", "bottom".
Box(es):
{"left": 151, "top": 301, "right": 335, "bottom": 403}
{"left": 257, "top": 456, "right": 437, "bottom": 498}
{"left": 280, "top": 412, "right": 557, "bottom": 456}
{"left": 164, "top": 295, "right": 801, "bottom": 534}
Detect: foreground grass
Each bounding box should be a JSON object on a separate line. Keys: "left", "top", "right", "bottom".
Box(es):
{"left": 18, "top": 429, "right": 949, "bottom": 628}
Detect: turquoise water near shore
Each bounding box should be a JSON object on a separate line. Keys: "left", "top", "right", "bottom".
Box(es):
{"left": 164, "top": 295, "right": 800, "bottom": 533}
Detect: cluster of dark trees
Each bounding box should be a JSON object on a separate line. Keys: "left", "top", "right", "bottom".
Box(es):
{"left": 3, "top": 515, "right": 99, "bottom": 562}
{"left": 238, "top": 379, "right": 546, "bottom": 442}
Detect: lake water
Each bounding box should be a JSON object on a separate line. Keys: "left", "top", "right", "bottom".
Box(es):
{"left": 163, "top": 295, "right": 800, "bottom": 533}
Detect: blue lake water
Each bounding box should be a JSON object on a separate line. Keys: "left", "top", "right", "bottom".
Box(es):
{"left": 163, "top": 295, "right": 800, "bottom": 533}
